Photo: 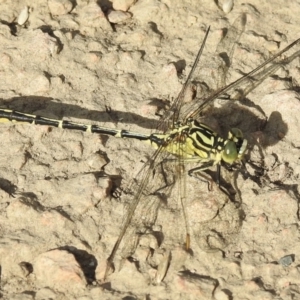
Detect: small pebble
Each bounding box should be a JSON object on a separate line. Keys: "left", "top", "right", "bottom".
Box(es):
{"left": 34, "top": 249, "right": 87, "bottom": 292}
{"left": 48, "top": 0, "right": 73, "bottom": 16}
{"left": 113, "top": 0, "right": 136, "bottom": 11}
{"left": 26, "top": 74, "right": 50, "bottom": 94}
{"left": 155, "top": 250, "right": 171, "bottom": 283}
{"left": 215, "top": 288, "right": 230, "bottom": 300}
{"left": 278, "top": 254, "right": 294, "bottom": 267}
{"left": 222, "top": 0, "right": 234, "bottom": 13}
{"left": 107, "top": 9, "right": 131, "bottom": 23}
{"left": 77, "top": 3, "right": 111, "bottom": 31}
{"left": 17, "top": 6, "right": 29, "bottom": 25}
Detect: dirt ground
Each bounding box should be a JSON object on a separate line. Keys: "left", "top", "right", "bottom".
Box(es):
{"left": 0, "top": 0, "right": 300, "bottom": 299}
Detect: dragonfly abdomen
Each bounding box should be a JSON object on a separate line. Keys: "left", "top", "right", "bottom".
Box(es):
{"left": 0, "top": 108, "right": 153, "bottom": 141}
{"left": 0, "top": 108, "right": 247, "bottom": 165}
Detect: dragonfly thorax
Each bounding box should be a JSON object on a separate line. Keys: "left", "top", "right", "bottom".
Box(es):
{"left": 183, "top": 120, "right": 247, "bottom": 165}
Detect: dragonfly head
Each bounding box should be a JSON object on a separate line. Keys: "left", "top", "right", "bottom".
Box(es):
{"left": 221, "top": 128, "right": 248, "bottom": 164}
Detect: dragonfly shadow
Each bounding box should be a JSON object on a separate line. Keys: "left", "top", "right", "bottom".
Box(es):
{"left": 0, "top": 96, "right": 160, "bottom": 130}
{"left": 201, "top": 100, "right": 288, "bottom": 149}
{"left": 261, "top": 111, "right": 288, "bottom": 148}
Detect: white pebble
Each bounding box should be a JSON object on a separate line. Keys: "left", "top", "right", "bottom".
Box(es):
{"left": 222, "top": 0, "right": 234, "bottom": 13}
{"left": 155, "top": 251, "right": 170, "bottom": 283}
{"left": 107, "top": 9, "right": 131, "bottom": 23}
{"left": 17, "top": 6, "right": 29, "bottom": 25}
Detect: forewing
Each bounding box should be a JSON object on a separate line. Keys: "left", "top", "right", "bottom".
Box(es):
{"left": 156, "top": 14, "right": 246, "bottom": 131}
{"left": 106, "top": 140, "right": 177, "bottom": 272}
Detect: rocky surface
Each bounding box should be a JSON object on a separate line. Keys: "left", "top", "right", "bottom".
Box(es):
{"left": 0, "top": 0, "right": 300, "bottom": 299}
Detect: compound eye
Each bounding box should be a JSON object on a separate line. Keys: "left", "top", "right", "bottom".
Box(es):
{"left": 222, "top": 141, "right": 238, "bottom": 163}
{"left": 230, "top": 128, "right": 243, "bottom": 139}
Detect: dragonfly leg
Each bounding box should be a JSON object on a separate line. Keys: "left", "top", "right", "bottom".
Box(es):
{"left": 188, "top": 161, "right": 216, "bottom": 191}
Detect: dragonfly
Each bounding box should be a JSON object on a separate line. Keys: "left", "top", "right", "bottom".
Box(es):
{"left": 1, "top": 14, "right": 300, "bottom": 281}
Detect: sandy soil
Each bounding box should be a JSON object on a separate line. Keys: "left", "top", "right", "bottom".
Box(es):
{"left": 0, "top": 0, "right": 300, "bottom": 299}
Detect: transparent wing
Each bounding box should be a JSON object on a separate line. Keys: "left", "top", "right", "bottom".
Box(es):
{"left": 157, "top": 14, "right": 246, "bottom": 131}
{"left": 105, "top": 142, "right": 176, "bottom": 275}
{"left": 118, "top": 152, "right": 175, "bottom": 259}
{"left": 184, "top": 36, "right": 300, "bottom": 121}
{"left": 192, "top": 13, "right": 247, "bottom": 97}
